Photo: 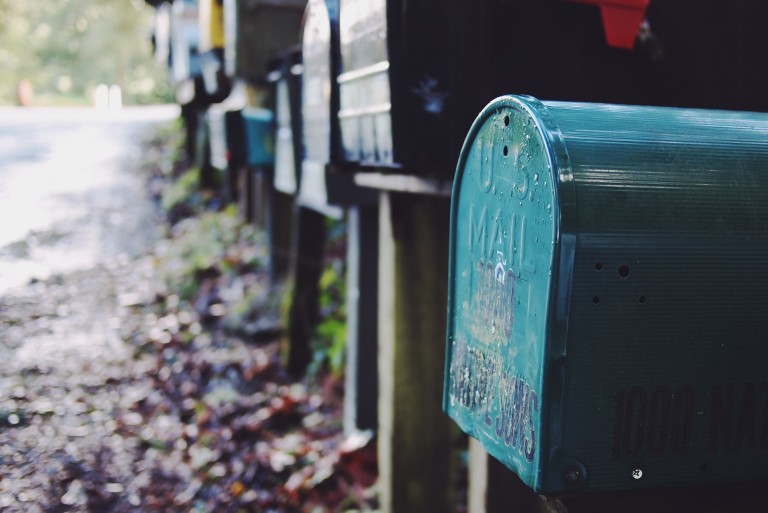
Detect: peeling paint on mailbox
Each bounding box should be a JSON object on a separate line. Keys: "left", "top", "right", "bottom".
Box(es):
{"left": 444, "top": 95, "right": 768, "bottom": 493}
{"left": 445, "top": 95, "right": 566, "bottom": 490}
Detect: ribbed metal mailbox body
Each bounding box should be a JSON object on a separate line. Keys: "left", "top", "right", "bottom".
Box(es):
{"left": 338, "top": 0, "right": 466, "bottom": 173}
{"left": 444, "top": 95, "right": 768, "bottom": 493}
{"left": 337, "top": 0, "right": 392, "bottom": 165}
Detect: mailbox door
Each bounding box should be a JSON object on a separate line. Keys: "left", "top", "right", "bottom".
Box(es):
{"left": 242, "top": 107, "right": 274, "bottom": 167}
{"left": 153, "top": 3, "right": 172, "bottom": 67}
{"left": 170, "top": 0, "right": 201, "bottom": 85}
{"left": 338, "top": 0, "right": 392, "bottom": 164}
{"left": 298, "top": 0, "right": 342, "bottom": 218}
{"left": 445, "top": 96, "right": 575, "bottom": 491}
{"left": 207, "top": 106, "right": 228, "bottom": 171}
{"left": 199, "top": 0, "right": 225, "bottom": 53}
{"left": 274, "top": 77, "right": 298, "bottom": 194}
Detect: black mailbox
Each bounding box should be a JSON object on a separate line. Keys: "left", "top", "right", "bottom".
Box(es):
{"left": 337, "top": 1, "right": 768, "bottom": 180}
{"left": 335, "top": 0, "right": 660, "bottom": 178}
{"left": 444, "top": 95, "right": 768, "bottom": 493}
{"left": 222, "top": 0, "right": 306, "bottom": 82}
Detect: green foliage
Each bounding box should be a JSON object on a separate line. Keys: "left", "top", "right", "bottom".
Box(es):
{"left": 161, "top": 168, "right": 201, "bottom": 213}
{"left": 157, "top": 207, "right": 264, "bottom": 301}
{"left": 310, "top": 222, "right": 348, "bottom": 377}
{"left": 143, "top": 118, "right": 186, "bottom": 176}
{"left": 0, "top": 0, "right": 171, "bottom": 105}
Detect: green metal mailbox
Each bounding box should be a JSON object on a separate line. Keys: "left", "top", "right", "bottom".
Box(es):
{"left": 444, "top": 95, "right": 768, "bottom": 494}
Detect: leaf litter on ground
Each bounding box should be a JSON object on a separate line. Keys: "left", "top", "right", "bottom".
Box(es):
{"left": 0, "top": 123, "right": 378, "bottom": 512}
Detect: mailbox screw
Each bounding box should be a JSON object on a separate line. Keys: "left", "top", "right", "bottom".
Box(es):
{"left": 631, "top": 468, "right": 643, "bottom": 480}
{"left": 563, "top": 468, "right": 582, "bottom": 485}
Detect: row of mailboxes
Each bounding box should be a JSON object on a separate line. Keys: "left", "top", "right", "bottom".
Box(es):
{"left": 335, "top": 0, "right": 768, "bottom": 179}
{"left": 154, "top": 0, "right": 768, "bottom": 190}
{"left": 334, "top": 0, "right": 667, "bottom": 178}
{"left": 270, "top": 0, "right": 376, "bottom": 215}
{"left": 198, "top": 0, "right": 230, "bottom": 102}
{"left": 443, "top": 94, "right": 768, "bottom": 493}
{"left": 154, "top": 0, "right": 307, "bottom": 105}
{"left": 194, "top": 0, "right": 768, "bottom": 213}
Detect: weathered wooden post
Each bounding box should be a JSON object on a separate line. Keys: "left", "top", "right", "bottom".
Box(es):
{"left": 281, "top": 0, "right": 341, "bottom": 376}
{"left": 285, "top": 0, "right": 378, "bottom": 381}
{"left": 375, "top": 188, "right": 457, "bottom": 513}
{"left": 342, "top": 203, "right": 379, "bottom": 433}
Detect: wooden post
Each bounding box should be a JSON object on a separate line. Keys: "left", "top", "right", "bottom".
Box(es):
{"left": 238, "top": 165, "right": 254, "bottom": 222}
{"left": 269, "top": 189, "right": 294, "bottom": 284}
{"left": 285, "top": 205, "right": 326, "bottom": 377}
{"left": 343, "top": 205, "right": 379, "bottom": 434}
{"left": 252, "top": 169, "right": 270, "bottom": 229}
{"left": 378, "top": 191, "right": 457, "bottom": 513}
{"left": 468, "top": 440, "right": 552, "bottom": 513}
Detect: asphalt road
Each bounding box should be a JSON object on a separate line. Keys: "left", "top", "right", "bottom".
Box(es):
{"left": 0, "top": 105, "right": 178, "bottom": 293}
{"left": 0, "top": 105, "right": 180, "bottom": 510}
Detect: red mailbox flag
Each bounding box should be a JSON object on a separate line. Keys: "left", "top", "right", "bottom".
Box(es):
{"left": 566, "top": 0, "right": 650, "bottom": 49}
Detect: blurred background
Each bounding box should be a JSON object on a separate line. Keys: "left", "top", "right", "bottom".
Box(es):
{"left": 0, "top": 0, "right": 171, "bottom": 106}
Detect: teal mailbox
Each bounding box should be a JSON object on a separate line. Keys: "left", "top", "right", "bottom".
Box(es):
{"left": 444, "top": 95, "right": 768, "bottom": 494}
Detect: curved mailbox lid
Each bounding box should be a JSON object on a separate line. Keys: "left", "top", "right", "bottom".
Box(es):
{"left": 446, "top": 95, "right": 768, "bottom": 493}
{"left": 298, "top": 0, "right": 342, "bottom": 218}
{"left": 274, "top": 73, "right": 299, "bottom": 195}
{"left": 445, "top": 95, "right": 575, "bottom": 491}
{"left": 170, "top": 0, "right": 201, "bottom": 85}
{"left": 199, "top": 0, "right": 225, "bottom": 53}
{"left": 338, "top": 0, "right": 392, "bottom": 164}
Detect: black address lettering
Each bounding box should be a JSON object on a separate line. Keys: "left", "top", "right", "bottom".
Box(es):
{"left": 612, "top": 385, "right": 694, "bottom": 460}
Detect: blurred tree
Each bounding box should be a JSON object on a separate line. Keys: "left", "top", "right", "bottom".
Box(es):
{"left": 0, "top": 0, "right": 171, "bottom": 105}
